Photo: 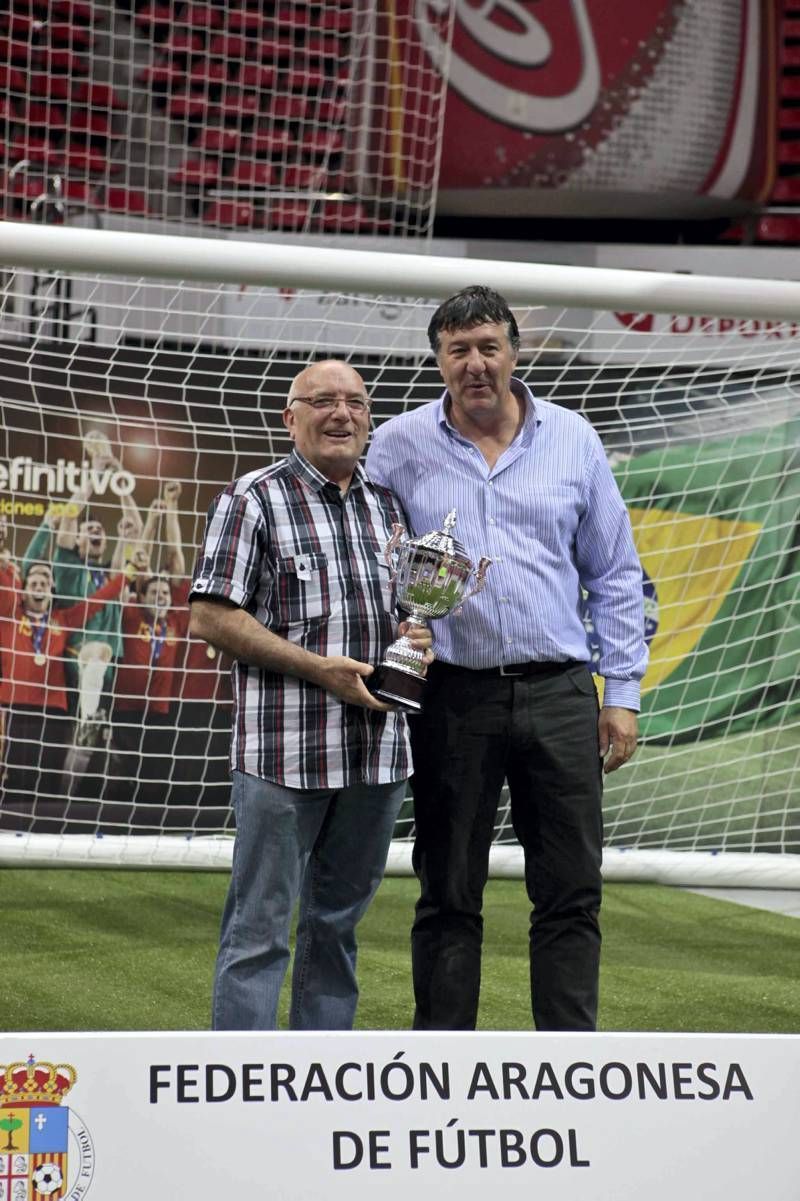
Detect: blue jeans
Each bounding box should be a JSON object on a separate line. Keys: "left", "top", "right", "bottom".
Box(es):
{"left": 212, "top": 770, "right": 406, "bottom": 1030}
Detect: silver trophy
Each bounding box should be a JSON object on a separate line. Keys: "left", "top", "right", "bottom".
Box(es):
{"left": 370, "top": 510, "right": 492, "bottom": 712}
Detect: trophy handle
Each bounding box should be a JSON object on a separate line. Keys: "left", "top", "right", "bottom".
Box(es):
{"left": 383, "top": 522, "right": 406, "bottom": 583}
{"left": 461, "top": 556, "right": 492, "bottom": 603}
{"left": 451, "top": 556, "right": 492, "bottom": 616}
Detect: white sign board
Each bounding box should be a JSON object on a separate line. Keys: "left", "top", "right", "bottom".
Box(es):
{"left": 1, "top": 1031, "right": 797, "bottom": 1200}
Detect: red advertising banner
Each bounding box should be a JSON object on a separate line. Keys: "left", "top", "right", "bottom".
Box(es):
{"left": 384, "top": 0, "right": 776, "bottom": 217}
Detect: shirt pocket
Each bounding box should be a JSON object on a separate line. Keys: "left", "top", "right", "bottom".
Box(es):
{"left": 273, "top": 552, "right": 330, "bottom": 624}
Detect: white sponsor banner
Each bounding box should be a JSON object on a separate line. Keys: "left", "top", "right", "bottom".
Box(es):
{"left": 1, "top": 1031, "right": 797, "bottom": 1201}
{"left": 589, "top": 244, "right": 800, "bottom": 367}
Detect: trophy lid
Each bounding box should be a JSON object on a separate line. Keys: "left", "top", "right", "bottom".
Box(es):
{"left": 409, "top": 510, "right": 470, "bottom": 562}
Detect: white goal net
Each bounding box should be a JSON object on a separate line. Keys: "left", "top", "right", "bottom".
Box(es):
{"left": 1, "top": 0, "right": 452, "bottom": 239}
{"left": 0, "top": 223, "right": 798, "bottom": 888}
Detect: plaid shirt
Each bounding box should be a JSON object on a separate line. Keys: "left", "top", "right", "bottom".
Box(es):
{"left": 190, "top": 450, "right": 410, "bottom": 789}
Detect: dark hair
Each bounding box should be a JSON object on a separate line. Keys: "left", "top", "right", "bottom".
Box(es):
{"left": 141, "top": 573, "right": 172, "bottom": 595}
{"left": 427, "top": 285, "right": 520, "bottom": 354}
{"left": 23, "top": 560, "right": 53, "bottom": 583}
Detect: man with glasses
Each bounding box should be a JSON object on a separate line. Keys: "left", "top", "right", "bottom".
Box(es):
{"left": 189, "top": 360, "right": 431, "bottom": 1030}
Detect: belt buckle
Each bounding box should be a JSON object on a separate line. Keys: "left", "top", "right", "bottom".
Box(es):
{"left": 499, "top": 663, "right": 524, "bottom": 677}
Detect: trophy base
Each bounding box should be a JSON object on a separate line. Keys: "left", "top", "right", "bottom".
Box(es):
{"left": 369, "top": 664, "right": 425, "bottom": 713}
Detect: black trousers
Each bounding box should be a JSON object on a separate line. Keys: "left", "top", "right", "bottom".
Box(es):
{"left": 409, "top": 660, "right": 603, "bottom": 1032}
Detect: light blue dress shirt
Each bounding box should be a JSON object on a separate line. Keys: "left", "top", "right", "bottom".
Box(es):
{"left": 365, "top": 378, "right": 648, "bottom": 710}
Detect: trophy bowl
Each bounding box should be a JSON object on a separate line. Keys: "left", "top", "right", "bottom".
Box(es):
{"left": 369, "top": 510, "right": 491, "bottom": 712}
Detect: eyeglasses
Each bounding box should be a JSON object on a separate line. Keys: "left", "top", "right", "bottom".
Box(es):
{"left": 290, "top": 395, "right": 371, "bottom": 414}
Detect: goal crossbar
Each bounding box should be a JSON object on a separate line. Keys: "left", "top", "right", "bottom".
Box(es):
{"left": 3, "top": 221, "right": 800, "bottom": 319}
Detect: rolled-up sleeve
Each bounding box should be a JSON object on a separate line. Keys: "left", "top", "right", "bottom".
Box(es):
{"left": 190, "top": 486, "right": 268, "bottom": 609}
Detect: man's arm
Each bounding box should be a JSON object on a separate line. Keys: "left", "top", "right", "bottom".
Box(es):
{"left": 55, "top": 481, "right": 92, "bottom": 550}
{"left": 189, "top": 598, "right": 396, "bottom": 711}
{"left": 575, "top": 430, "right": 648, "bottom": 773}
{"left": 160, "top": 481, "right": 186, "bottom": 578}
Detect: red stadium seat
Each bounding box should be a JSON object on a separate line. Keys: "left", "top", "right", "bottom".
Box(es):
{"left": 8, "top": 136, "right": 63, "bottom": 167}
{"left": 203, "top": 199, "right": 256, "bottom": 226}
{"left": 770, "top": 176, "right": 800, "bottom": 202}
{"left": 239, "top": 64, "right": 277, "bottom": 90}
{"left": 170, "top": 157, "right": 221, "bottom": 186}
{"left": 302, "top": 129, "right": 344, "bottom": 156}
{"left": 314, "top": 97, "right": 346, "bottom": 124}
{"left": 274, "top": 6, "right": 313, "bottom": 33}
{"left": 780, "top": 76, "right": 800, "bottom": 99}
{"left": 49, "top": 22, "right": 94, "bottom": 50}
{"left": 69, "top": 110, "right": 112, "bottom": 139}
{"left": 105, "top": 186, "right": 151, "bottom": 215}
{"left": 285, "top": 68, "right": 327, "bottom": 93}
{"left": 4, "top": 14, "right": 42, "bottom": 39}
{"left": 259, "top": 38, "right": 297, "bottom": 63}
{"left": 63, "top": 147, "right": 115, "bottom": 175}
{"left": 777, "top": 140, "right": 800, "bottom": 165}
{"left": 305, "top": 36, "right": 342, "bottom": 60}
{"left": 208, "top": 33, "right": 248, "bottom": 60}
{"left": 28, "top": 73, "right": 72, "bottom": 101}
{"left": 219, "top": 90, "right": 260, "bottom": 122}
{"left": 189, "top": 61, "right": 228, "bottom": 88}
{"left": 163, "top": 32, "right": 204, "bottom": 59}
{"left": 184, "top": 5, "right": 224, "bottom": 32}
{"left": 320, "top": 10, "right": 354, "bottom": 34}
{"left": 247, "top": 129, "right": 294, "bottom": 157}
{"left": 24, "top": 105, "right": 68, "bottom": 138}
{"left": 194, "top": 127, "right": 243, "bottom": 154}
{"left": 39, "top": 48, "right": 89, "bottom": 74}
{"left": 0, "top": 37, "right": 37, "bottom": 65}
{"left": 755, "top": 214, "right": 800, "bottom": 243}
{"left": 4, "top": 172, "right": 49, "bottom": 201}
{"left": 778, "top": 109, "right": 800, "bottom": 132}
{"left": 267, "top": 200, "right": 310, "bottom": 230}
{"left": 0, "top": 65, "right": 29, "bottom": 96}
{"left": 60, "top": 179, "right": 96, "bottom": 204}
{"left": 226, "top": 159, "right": 276, "bottom": 188}
{"left": 134, "top": 4, "right": 173, "bottom": 33}
{"left": 320, "top": 201, "right": 370, "bottom": 232}
{"left": 224, "top": 9, "right": 266, "bottom": 34}
{"left": 72, "top": 82, "right": 126, "bottom": 109}
{"left": 282, "top": 163, "right": 325, "bottom": 190}
{"left": 53, "top": 1, "right": 94, "bottom": 21}
{"left": 167, "top": 92, "right": 219, "bottom": 121}
{"left": 270, "top": 96, "right": 311, "bottom": 122}
{"left": 138, "top": 62, "right": 186, "bottom": 89}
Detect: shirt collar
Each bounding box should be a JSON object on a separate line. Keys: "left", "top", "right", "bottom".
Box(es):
{"left": 287, "top": 448, "right": 368, "bottom": 496}
{"left": 436, "top": 376, "right": 541, "bottom": 442}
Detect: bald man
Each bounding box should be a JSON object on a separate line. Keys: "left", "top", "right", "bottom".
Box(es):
{"left": 190, "top": 361, "right": 431, "bottom": 1030}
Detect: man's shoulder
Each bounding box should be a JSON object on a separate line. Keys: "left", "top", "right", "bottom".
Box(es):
{"left": 364, "top": 474, "right": 403, "bottom": 511}
{"left": 227, "top": 459, "right": 290, "bottom": 498}
{"left": 371, "top": 401, "right": 438, "bottom": 444}
{"left": 535, "top": 398, "right": 599, "bottom": 444}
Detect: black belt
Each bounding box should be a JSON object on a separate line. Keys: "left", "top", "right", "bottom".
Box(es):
{"left": 435, "top": 659, "right": 581, "bottom": 678}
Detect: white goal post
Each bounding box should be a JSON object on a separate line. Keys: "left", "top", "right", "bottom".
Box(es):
{"left": 0, "top": 220, "right": 798, "bottom": 889}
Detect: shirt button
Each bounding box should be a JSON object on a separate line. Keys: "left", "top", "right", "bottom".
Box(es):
{"left": 506, "top": 637, "right": 513, "bottom": 644}
{"left": 489, "top": 518, "right": 496, "bottom": 525}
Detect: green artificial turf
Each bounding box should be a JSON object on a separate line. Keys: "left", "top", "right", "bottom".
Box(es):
{"left": 3, "top": 869, "right": 799, "bottom": 1033}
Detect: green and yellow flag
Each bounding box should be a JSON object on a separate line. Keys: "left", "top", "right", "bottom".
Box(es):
{"left": 613, "top": 418, "right": 800, "bottom": 742}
